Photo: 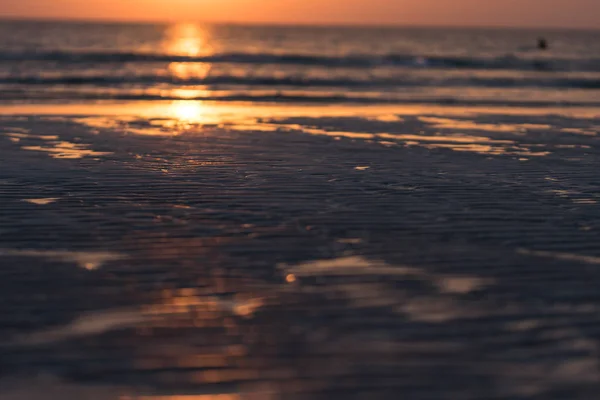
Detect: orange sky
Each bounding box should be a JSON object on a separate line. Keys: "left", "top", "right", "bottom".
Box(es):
{"left": 1, "top": 0, "right": 599, "bottom": 28}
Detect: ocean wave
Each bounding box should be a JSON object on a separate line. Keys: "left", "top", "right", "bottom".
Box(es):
{"left": 2, "top": 75, "right": 600, "bottom": 89}
{"left": 1, "top": 90, "right": 599, "bottom": 107}
{"left": 2, "top": 50, "right": 600, "bottom": 72}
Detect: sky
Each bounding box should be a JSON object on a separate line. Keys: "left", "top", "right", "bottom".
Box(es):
{"left": 0, "top": 0, "right": 599, "bottom": 29}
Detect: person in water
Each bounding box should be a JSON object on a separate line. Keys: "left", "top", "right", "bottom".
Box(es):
{"left": 537, "top": 38, "right": 548, "bottom": 50}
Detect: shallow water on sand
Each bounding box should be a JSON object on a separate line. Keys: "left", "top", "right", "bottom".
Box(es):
{"left": 0, "top": 103, "right": 600, "bottom": 399}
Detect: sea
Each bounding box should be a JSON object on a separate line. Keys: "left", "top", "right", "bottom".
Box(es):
{"left": 1, "top": 19, "right": 600, "bottom": 107}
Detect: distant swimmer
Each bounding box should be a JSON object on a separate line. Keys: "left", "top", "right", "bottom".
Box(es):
{"left": 537, "top": 38, "right": 548, "bottom": 50}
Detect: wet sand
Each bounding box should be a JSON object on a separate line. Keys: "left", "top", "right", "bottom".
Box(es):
{"left": 1, "top": 103, "right": 600, "bottom": 399}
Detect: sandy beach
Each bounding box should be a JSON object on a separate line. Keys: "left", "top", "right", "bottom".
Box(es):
{"left": 0, "top": 102, "right": 599, "bottom": 399}
{"left": 1, "top": 17, "right": 600, "bottom": 398}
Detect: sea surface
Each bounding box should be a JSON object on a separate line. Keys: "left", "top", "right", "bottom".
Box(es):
{"left": 1, "top": 20, "right": 600, "bottom": 106}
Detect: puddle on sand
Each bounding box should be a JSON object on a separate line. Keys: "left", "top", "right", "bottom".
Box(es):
{"left": 22, "top": 198, "right": 59, "bottom": 205}
{"left": 253, "top": 118, "right": 551, "bottom": 157}
{"left": 280, "top": 256, "right": 492, "bottom": 320}
{"left": 518, "top": 248, "right": 600, "bottom": 265}
{"left": 560, "top": 127, "right": 597, "bottom": 136}
{"left": 279, "top": 256, "right": 420, "bottom": 277}
{"left": 545, "top": 189, "right": 598, "bottom": 205}
{"left": 68, "top": 108, "right": 559, "bottom": 158}
{"left": 9, "top": 290, "right": 267, "bottom": 347}
{"left": 4, "top": 132, "right": 60, "bottom": 145}
{"left": 5, "top": 132, "right": 59, "bottom": 140}
{"left": 279, "top": 256, "right": 493, "bottom": 324}
{"left": 21, "top": 140, "right": 112, "bottom": 159}
{"left": 404, "top": 141, "right": 550, "bottom": 157}
{"left": 3, "top": 126, "right": 111, "bottom": 160}
{"left": 0, "top": 249, "right": 126, "bottom": 270}
{"left": 279, "top": 256, "right": 491, "bottom": 293}
{"left": 146, "top": 288, "right": 266, "bottom": 321}
{"left": 10, "top": 308, "right": 151, "bottom": 346}
{"left": 369, "top": 114, "right": 403, "bottom": 122}
{"left": 418, "top": 116, "right": 552, "bottom": 133}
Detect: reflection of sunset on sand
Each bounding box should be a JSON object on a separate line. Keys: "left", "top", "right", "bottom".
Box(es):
{"left": 169, "top": 100, "right": 210, "bottom": 121}
{"left": 2, "top": 103, "right": 600, "bottom": 398}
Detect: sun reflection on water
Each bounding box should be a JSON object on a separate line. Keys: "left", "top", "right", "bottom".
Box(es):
{"left": 165, "top": 24, "right": 212, "bottom": 57}
{"left": 163, "top": 23, "right": 214, "bottom": 100}
{"left": 169, "top": 62, "right": 212, "bottom": 80}
{"left": 169, "top": 101, "right": 209, "bottom": 123}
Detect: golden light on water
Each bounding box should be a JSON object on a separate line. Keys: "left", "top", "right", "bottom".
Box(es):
{"left": 170, "top": 88, "right": 209, "bottom": 99}
{"left": 166, "top": 23, "right": 212, "bottom": 57}
{"left": 164, "top": 23, "right": 214, "bottom": 100}
{"left": 169, "top": 62, "right": 212, "bottom": 80}
{"left": 169, "top": 101, "right": 208, "bottom": 122}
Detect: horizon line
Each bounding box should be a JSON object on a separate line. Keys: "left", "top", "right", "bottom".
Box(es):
{"left": 1, "top": 15, "right": 599, "bottom": 32}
